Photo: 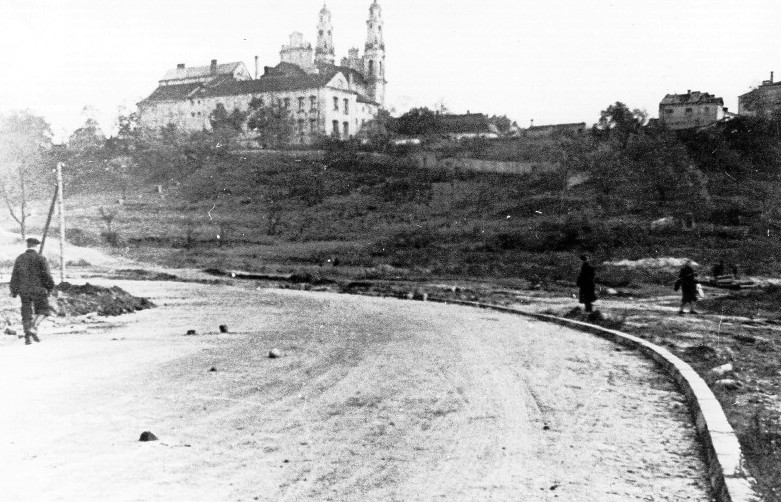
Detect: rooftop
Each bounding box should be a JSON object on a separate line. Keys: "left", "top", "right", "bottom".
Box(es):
{"left": 660, "top": 91, "right": 724, "bottom": 106}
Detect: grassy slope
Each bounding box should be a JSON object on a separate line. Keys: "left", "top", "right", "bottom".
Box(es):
{"left": 4, "top": 150, "right": 780, "bottom": 287}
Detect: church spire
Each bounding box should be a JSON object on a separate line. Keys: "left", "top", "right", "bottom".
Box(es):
{"left": 315, "top": 3, "right": 335, "bottom": 65}
{"left": 363, "top": 0, "right": 386, "bottom": 107}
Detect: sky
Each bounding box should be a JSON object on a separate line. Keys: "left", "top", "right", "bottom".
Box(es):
{"left": 1, "top": 0, "right": 780, "bottom": 140}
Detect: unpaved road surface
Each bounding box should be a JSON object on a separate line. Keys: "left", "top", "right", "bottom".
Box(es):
{"left": 0, "top": 280, "right": 713, "bottom": 501}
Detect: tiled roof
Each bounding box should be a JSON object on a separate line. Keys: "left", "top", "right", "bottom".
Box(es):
{"left": 316, "top": 62, "right": 367, "bottom": 86}
{"left": 528, "top": 122, "right": 586, "bottom": 130}
{"left": 660, "top": 92, "right": 723, "bottom": 106}
{"left": 357, "top": 94, "right": 379, "bottom": 105}
{"left": 140, "top": 62, "right": 376, "bottom": 104}
{"left": 160, "top": 62, "right": 245, "bottom": 82}
{"left": 141, "top": 83, "right": 203, "bottom": 102}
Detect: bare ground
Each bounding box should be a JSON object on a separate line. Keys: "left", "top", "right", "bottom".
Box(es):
{"left": 0, "top": 280, "right": 713, "bottom": 501}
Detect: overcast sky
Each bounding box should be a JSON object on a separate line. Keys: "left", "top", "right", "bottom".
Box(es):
{"left": 1, "top": 0, "right": 779, "bottom": 139}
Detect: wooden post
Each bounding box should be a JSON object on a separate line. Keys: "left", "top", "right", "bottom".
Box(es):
{"left": 39, "top": 184, "right": 59, "bottom": 254}
{"left": 56, "top": 162, "right": 65, "bottom": 283}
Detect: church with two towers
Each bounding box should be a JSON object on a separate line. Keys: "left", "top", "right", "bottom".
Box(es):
{"left": 138, "top": 2, "right": 386, "bottom": 144}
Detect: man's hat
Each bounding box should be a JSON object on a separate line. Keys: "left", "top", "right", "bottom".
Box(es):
{"left": 26, "top": 237, "right": 41, "bottom": 246}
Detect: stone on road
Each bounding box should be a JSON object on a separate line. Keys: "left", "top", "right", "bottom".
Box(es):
{"left": 0, "top": 281, "right": 712, "bottom": 501}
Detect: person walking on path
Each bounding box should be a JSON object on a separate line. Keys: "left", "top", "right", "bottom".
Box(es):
{"left": 576, "top": 255, "right": 597, "bottom": 313}
{"left": 675, "top": 260, "right": 699, "bottom": 315}
{"left": 9, "top": 237, "right": 55, "bottom": 345}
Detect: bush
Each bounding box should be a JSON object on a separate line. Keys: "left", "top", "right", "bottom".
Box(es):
{"left": 100, "top": 231, "right": 121, "bottom": 247}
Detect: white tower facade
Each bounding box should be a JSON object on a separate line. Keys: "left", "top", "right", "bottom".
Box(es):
{"left": 363, "top": 1, "right": 386, "bottom": 107}
{"left": 315, "top": 4, "right": 335, "bottom": 65}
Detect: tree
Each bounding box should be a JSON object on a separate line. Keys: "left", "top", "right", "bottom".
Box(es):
{"left": 594, "top": 102, "right": 647, "bottom": 149}
{"left": 624, "top": 130, "right": 710, "bottom": 216}
{"left": 209, "top": 103, "right": 247, "bottom": 134}
{"left": 395, "top": 107, "right": 439, "bottom": 136}
{"left": 0, "top": 111, "right": 53, "bottom": 240}
{"left": 246, "top": 98, "right": 293, "bottom": 148}
{"left": 68, "top": 118, "right": 106, "bottom": 151}
{"left": 489, "top": 115, "right": 513, "bottom": 134}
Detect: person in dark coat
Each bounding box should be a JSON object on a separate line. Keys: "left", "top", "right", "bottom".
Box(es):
{"left": 675, "top": 259, "right": 699, "bottom": 315}
{"left": 9, "top": 237, "right": 55, "bottom": 345}
{"left": 576, "top": 255, "right": 597, "bottom": 313}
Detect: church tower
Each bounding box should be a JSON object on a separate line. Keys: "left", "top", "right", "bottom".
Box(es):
{"left": 363, "top": 0, "right": 386, "bottom": 108}
{"left": 315, "top": 4, "right": 335, "bottom": 65}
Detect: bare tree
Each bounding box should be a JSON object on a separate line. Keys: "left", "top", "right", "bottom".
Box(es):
{"left": 0, "top": 111, "right": 53, "bottom": 241}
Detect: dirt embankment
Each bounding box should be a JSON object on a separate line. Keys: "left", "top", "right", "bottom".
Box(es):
{"left": 54, "top": 282, "right": 156, "bottom": 317}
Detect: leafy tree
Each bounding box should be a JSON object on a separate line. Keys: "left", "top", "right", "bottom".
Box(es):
{"left": 246, "top": 98, "right": 293, "bottom": 148}
{"left": 489, "top": 115, "right": 512, "bottom": 134}
{"left": 209, "top": 103, "right": 247, "bottom": 134}
{"left": 395, "top": 107, "right": 439, "bottom": 136}
{"left": 594, "top": 102, "right": 647, "bottom": 149}
{"left": 68, "top": 118, "right": 106, "bottom": 151}
{"left": 623, "top": 130, "right": 710, "bottom": 216}
{"left": 0, "top": 111, "right": 53, "bottom": 240}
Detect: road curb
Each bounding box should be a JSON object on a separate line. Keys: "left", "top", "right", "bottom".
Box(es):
{"left": 423, "top": 296, "right": 760, "bottom": 502}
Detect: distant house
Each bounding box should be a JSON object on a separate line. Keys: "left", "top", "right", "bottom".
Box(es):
{"left": 658, "top": 91, "right": 725, "bottom": 130}
{"left": 436, "top": 113, "right": 500, "bottom": 140}
{"left": 523, "top": 122, "right": 586, "bottom": 138}
{"left": 738, "top": 72, "right": 781, "bottom": 117}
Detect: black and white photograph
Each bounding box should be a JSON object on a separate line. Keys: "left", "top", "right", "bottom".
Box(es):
{"left": 0, "top": 1, "right": 778, "bottom": 500}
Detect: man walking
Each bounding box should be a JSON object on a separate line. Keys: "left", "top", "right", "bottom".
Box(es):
{"left": 576, "top": 254, "right": 597, "bottom": 313}
{"left": 10, "top": 237, "right": 55, "bottom": 345}
{"left": 675, "top": 259, "right": 699, "bottom": 315}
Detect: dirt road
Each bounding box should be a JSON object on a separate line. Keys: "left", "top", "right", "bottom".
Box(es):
{"left": 0, "top": 280, "right": 712, "bottom": 501}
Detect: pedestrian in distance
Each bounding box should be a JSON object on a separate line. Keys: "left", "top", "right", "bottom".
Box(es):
{"left": 576, "top": 254, "right": 597, "bottom": 313}
{"left": 9, "top": 237, "right": 55, "bottom": 345}
{"left": 712, "top": 260, "right": 725, "bottom": 280}
{"left": 674, "top": 259, "right": 699, "bottom": 315}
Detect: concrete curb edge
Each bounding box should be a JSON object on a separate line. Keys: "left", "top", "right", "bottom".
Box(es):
{"left": 423, "top": 296, "right": 760, "bottom": 502}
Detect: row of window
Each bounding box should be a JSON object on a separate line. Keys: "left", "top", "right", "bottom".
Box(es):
{"left": 187, "top": 95, "right": 360, "bottom": 116}
{"left": 664, "top": 106, "right": 713, "bottom": 115}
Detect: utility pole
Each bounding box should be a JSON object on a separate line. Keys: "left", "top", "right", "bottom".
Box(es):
{"left": 56, "top": 162, "right": 66, "bottom": 283}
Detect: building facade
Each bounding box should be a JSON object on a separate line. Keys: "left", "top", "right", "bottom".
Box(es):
{"left": 138, "top": 1, "right": 385, "bottom": 144}
{"left": 658, "top": 91, "right": 725, "bottom": 130}
{"left": 738, "top": 72, "right": 781, "bottom": 117}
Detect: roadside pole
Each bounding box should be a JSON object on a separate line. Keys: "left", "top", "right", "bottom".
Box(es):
{"left": 38, "top": 184, "right": 59, "bottom": 254}
{"left": 56, "top": 162, "right": 65, "bottom": 283}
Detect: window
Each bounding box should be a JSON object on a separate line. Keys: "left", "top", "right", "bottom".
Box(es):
{"left": 333, "top": 97, "right": 339, "bottom": 111}
{"left": 310, "top": 119, "right": 317, "bottom": 133}
{"left": 665, "top": 109, "right": 673, "bottom": 114}
{"left": 369, "top": 60, "right": 374, "bottom": 75}
{"left": 343, "top": 121, "right": 349, "bottom": 137}
{"left": 380, "top": 61, "right": 383, "bottom": 76}
{"left": 344, "top": 98, "right": 349, "bottom": 114}
{"left": 332, "top": 120, "right": 339, "bottom": 137}
{"left": 298, "top": 119, "right": 305, "bottom": 134}
{"left": 284, "top": 98, "right": 291, "bottom": 109}
{"left": 191, "top": 112, "right": 195, "bottom": 117}
{"left": 685, "top": 107, "right": 693, "bottom": 113}
{"left": 310, "top": 95, "right": 317, "bottom": 111}
{"left": 298, "top": 97, "right": 305, "bottom": 111}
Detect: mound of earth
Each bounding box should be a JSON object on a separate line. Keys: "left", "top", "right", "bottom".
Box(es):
{"left": 54, "top": 283, "right": 156, "bottom": 317}
{"left": 114, "top": 269, "right": 179, "bottom": 281}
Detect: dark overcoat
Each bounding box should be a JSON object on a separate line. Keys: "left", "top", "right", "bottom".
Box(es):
{"left": 676, "top": 264, "right": 698, "bottom": 303}
{"left": 10, "top": 249, "right": 55, "bottom": 297}
{"left": 577, "top": 262, "right": 597, "bottom": 304}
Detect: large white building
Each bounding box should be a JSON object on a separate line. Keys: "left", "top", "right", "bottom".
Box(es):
{"left": 138, "top": 1, "right": 386, "bottom": 144}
